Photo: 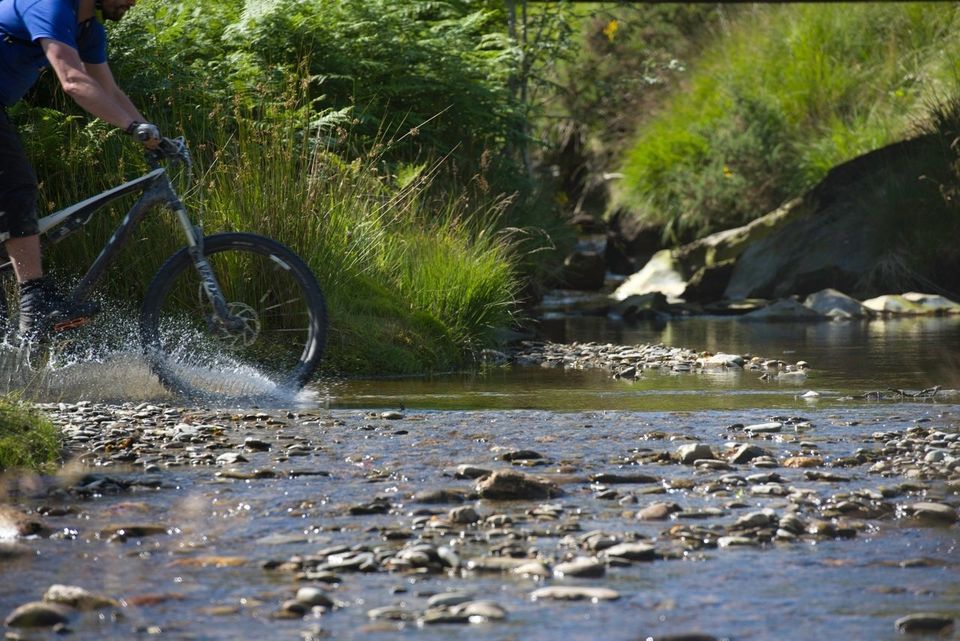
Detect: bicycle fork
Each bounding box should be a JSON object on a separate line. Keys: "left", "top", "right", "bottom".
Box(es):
{"left": 171, "top": 202, "right": 243, "bottom": 331}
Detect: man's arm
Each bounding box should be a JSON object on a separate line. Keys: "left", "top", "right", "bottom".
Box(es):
{"left": 40, "top": 38, "right": 140, "bottom": 130}
{"left": 85, "top": 60, "right": 147, "bottom": 124}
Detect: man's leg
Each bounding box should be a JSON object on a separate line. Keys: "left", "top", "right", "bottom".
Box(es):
{"left": 5, "top": 234, "right": 43, "bottom": 283}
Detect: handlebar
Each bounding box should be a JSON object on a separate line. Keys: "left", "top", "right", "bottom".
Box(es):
{"left": 146, "top": 136, "right": 192, "bottom": 180}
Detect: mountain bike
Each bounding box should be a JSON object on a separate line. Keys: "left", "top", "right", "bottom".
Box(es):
{"left": 0, "top": 137, "right": 327, "bottom": 398}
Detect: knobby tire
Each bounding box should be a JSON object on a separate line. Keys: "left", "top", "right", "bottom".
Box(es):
{"left": 139, "top": 232, "right": 327, "bottom": 398}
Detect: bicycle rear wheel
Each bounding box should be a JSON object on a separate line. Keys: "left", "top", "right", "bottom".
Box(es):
{"left": 140, "top": 232, "right": 327, "bottom": 398}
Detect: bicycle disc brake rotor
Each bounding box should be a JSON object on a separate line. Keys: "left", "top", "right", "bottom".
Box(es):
{"left": 207, "top": 302, "right": 261, "bottom": 349}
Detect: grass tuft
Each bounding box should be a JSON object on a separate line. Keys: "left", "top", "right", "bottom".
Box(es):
{"left": 0, "top": 397, "right": 61, "bottom": 472}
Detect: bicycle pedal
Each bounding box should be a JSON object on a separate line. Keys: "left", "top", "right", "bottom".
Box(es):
{"left": 52, "top": 316, "right": 91, "bottom": 332}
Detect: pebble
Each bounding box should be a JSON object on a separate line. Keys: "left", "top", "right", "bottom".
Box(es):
{"left": 894, "top": 613, "right": 954, "bottom": 634}
{"left": 295, "top": 587, "right": 333, "bottom": 608}
{"left": 553, "top": 556, "right": 606, "bottom": 578}
{"left": 530, "top": 586, "right": 620, "bottom": 602}
{"left": 475, "top": 470, "right": 563, "bottom": 500}
{"left": 637, "top": 502, "right": 682, "bottom": 521}
{"left": 4, "top": 602, "right": 74, "bottom": 628}
{"left": 43, "top": 585, "right": 118, "bottom": 610}
{"left": 907, "top": 502, "right": 958, "bottom": 523}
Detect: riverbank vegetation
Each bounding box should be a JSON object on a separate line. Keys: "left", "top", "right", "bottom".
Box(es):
{"left": 615, "top": 2, "right": 960, "bottom": 242}
{"left": 9, "top": 1, "right": 960, "bottom": 377}
{"left": 11, "top": 0, "right": 567, "bottom": 375}
{"left": 0, "top": 398, "right": 60, "bottom": 472}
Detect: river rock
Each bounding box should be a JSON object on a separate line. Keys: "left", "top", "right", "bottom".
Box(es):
{"left": 744, "top": 422, "right": 782, "bottom": 434}
{"left": 783, "top": 456, "right": 823, "bottom": 468}
{"left": 427, "top": 592, "right": 475, "bottom": 608}
{"left": 448, "top": 506, "right": 481, "bottom": 524}
{"left": 728, "top": 444, "right": 770, "bottom": 464}
{"left": 603, "top": 542, "right": 657, "bottom": 561}
{"left": 741, "top": 298, "right": 824, "bottom": 322}
{"left": 907, "top": 502, "right": 957, "bottom": 523}
{"left": 475, "top": 470, "right": 563, "bottom": 500}
{"left": 612, "top": 250, "right": 687, "bottom": 303}
{"left": 367, "top": 606, "right": 416, "bottom": 621}
{"left": 4, "top": 601, "right": 74, "bottom": 628}
{"left": 894, "top": 613, "right": 954, "bottom": 633}
{"left": 698, "top": 353, "right": 744, "bottom": 369}
{"left": 676, "top": 443, "right": 716, "bottom": 464}
{"left": 636, "top": 502, "right": 682, "bottom": 521}
{"left": 864, "top": 293, "right": 960, "bottom": 316}
{"left": 43, "top": 585, "right": 118, "bottom": 610}
{"left": 295, "top": 587, "right": 333, "bottom": 608}
{"left": 804, "top": 288, "right": 873, "bottom": 319}
{"left": 530, "top": 586, "right": 620, "bottom": 602}
{"left": 553, "top": 556, "right": 605, "bottom": 578}
{"left": 450, "top": 600, "right": 506, "bottom": 621}
{"left": 513, "top": 561, "right": 551, "bottom": 578}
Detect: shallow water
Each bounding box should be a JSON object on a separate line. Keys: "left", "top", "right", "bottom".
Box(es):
{"left": 1, "top": 405, "right": 958, "bottom": 640}
{"left": 330, "top": 316, "right": 960, "bottom": 412}
{"left": 1, "top": 317, "right": 959, "bottom": 640}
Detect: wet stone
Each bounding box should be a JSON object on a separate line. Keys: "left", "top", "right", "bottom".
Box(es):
{"left": 530, "top": 586, "right": 620, "bottom": 602}
{"left": 894, "top": 613, "right": 954, "bottom": 634}
{"left": 637, "top": 502, "right": 683, "bottom": 521}
{"left": 676, "top": 444, "right": 716, "bottom": 465}
{"left": 475, "top": 470, "right": 563, "bottom": 500}
{"left": 4, "top": 602, "right": 74, "bottom": 628}
{"left": 907, "top": 502, "right": 957, "bottom": 523}
{"left": 744, "top": 422, "right": 783, "bottom": 434}
{"left": 553, "top": 556, "right": 605, "bottom": 578}
{"left": 604, "top": 542, "right": 657, "bottom": 562}
{"left": 43, "top": 585, "right": 118, "bottom": 610}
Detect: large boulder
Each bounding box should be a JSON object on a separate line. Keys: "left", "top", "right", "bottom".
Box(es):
{"left": 724, "top": 135, "right": 951, "bottom": 300}
{"left": 612, "top": 198, "right": 804, "bottom": 304}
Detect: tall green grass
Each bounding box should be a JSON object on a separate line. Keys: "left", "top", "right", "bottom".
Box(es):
{"left": 15, "top": 90, "right": 522, "bottom": 376}
{"left": 618, "top": 2, "right": 960, "bottom": 240}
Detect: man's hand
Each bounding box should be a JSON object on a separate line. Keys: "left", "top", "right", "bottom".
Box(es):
{"left": 126, "top": 121, "right": 161, "bottom": 148}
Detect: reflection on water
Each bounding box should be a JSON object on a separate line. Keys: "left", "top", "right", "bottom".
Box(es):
{"left": 1, "top": 315, "right": 958, "bottom": 412}
{"left": 331, "top": 316, "right": 960, "bottom": 411}
{"left": 541, "top": 315, "right": 960, "bottom": 390}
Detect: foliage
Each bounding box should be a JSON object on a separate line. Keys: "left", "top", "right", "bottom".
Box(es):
{"left": 0, "top": 397, "right": 61, "bottom": 472}
{"left": 617, "top": 2, "right": 960, "bottom": 240}
{"left": 7, "top": 0, "right": 567, "bottom": 375}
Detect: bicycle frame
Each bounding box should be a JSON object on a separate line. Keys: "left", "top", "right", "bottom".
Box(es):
{"left": 2, "top": 161, "right": 239, "bottom": 329}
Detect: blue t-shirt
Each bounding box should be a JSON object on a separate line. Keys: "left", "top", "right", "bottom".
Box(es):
{"left": 0, "top": 0, "right": 107, "bottom": 106}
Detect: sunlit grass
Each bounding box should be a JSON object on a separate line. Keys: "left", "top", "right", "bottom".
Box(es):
{"left": 618, "top": 2, "right": 960, "bottom": 240}
{"left": 0, "top": 397, "right": 61, "bottom": 472}
{"left": 21, "top": 87, "right": 522, "bottom": 376}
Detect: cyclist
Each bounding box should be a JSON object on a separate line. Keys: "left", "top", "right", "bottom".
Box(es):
{"left": 0, "top": 0, "right": 161, "bottom": 338}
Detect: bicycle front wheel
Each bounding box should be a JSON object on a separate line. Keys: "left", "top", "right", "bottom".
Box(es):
{"left": 140, "top": 232, "right": 327, "bottom": 398}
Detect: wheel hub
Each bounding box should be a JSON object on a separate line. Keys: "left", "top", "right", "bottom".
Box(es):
{"left": 211, "top": 302, "right": 261, "bottom": 348}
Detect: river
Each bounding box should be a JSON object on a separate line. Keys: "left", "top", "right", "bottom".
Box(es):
{"left": 0, "top": 315, "right": 958, "bottom": 640}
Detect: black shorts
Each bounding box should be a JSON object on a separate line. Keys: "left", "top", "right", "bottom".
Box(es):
{"left": 0, "top": 106, "right": 40, "bottom": 241}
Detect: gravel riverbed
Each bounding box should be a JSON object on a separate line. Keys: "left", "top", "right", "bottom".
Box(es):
{"left": 2, "top": 377, "right": 959, "bottom": 639}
